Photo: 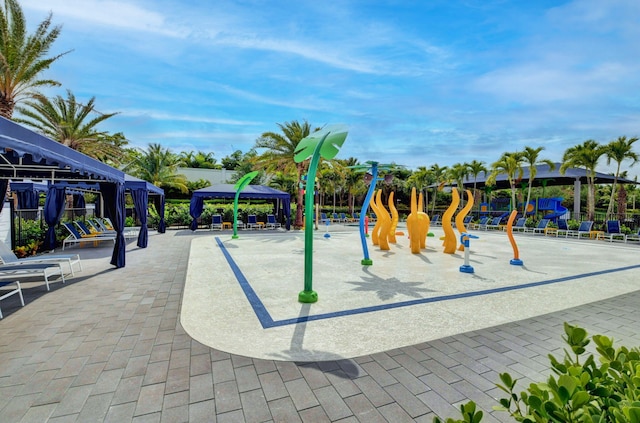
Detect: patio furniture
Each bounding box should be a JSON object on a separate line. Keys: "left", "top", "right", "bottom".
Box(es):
{"left": 62, "top": 222, "right": 116, "bottom": 250}
{"left": 556, "top": 219, "right": 570, "bottom": 237}
{"left": 0, "top": 241, "right": 81, "bottom": 276}
{"left": 265, "top": 215, "right": 281, "bottom": 229}
{"left": 565, "top": 221, "right": 594, "bottom": 239}
{"left": 211, "top": 215, "right": 223, "bottom": 230}
{"left": 603, "top": 220, "right": 625, "bottom": 242}
{"left": 0, "top": 281, "right": 24, "bottom": 319}
{"left": 524, "top": 218, "right": 550, "bottom": 235}
{"left": 0, "top": 262, "right": 65, "bottom": 291}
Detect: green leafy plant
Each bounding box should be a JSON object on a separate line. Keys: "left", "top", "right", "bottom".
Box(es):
{"left": 436, "top": 323, "right": 640, "bottom": 423}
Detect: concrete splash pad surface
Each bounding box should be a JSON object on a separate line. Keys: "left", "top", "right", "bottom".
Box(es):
{"left": 181, "top": 227, "right": 640, "bottom": 361}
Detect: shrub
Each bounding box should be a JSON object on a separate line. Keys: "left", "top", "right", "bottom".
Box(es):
{"left": 435, "top": 323, "right": 640, "bottom": 423}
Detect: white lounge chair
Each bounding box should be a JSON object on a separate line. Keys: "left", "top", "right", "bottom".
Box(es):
{"left": 0, "top": 281, "right": 24, "bottom": 318}
{"left": 0, "top": 241, "right": 81, "bottom": 276}
{"left": 0, "top": 262, "right": 65, "bottom": 291}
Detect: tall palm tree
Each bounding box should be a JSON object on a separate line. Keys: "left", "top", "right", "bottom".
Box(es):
{"left": 179, "top": 150, "right": 221, "bottom": 169}
{"left": 604, "top": 136, "right": 638, "bottom": 218}
{"left": 467, "top": 159, "right": 487, "bottom": 206}
{"left": 449, "top": 162, "right": 471, "bottom": 207}
{"left": 406, "top": 166, "right": 434, "bottom": 211}
{"left": 254, "top": 120, "right": 319, "bottom": 228}
{"left": 521, "top": 146, "right": 555, "bottom": 215}
{"left": 487, "top": 152, "right": 524, "bottom": 211}
{"left": 128, "top": 143, "right": 188, "bottom": 194}
{"left": 15, "top": 90, "right": 122, "bottom": 162}
{"left": 0, "top": 0, "right": 69, "bottom": 118}
{"left": 560, "top": 140, "right": 606, "bottom": 221}
{"left": 429, "top": 164, "right": 449, "bottom": 216}
{"left": 341, "top": 157, "right": 366, "bottom": 215}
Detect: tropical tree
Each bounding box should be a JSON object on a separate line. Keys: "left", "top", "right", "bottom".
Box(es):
{"left": 0, "top": 0, "right": 69, "bottom": 118}
{"left": 487, "top": 152, "right": 524, "bottom": 211}
{"left": 467, "top": 159, "right": 487, "bottom": 206}
{"left": 560, "top": 140, "right": 606, "bottom": 221}
{"left": 406, "top": 166, "right": 434, "bottom": 211}
{"left": 342, "top": 157, "right": 366, "bottom": 215}
{"left": 179, "top": 150, "right": 221, "bottom": 169}
{"left": 520, "top": 146, "right": 555, "bottom": 215}
{"left": 604, "top": 136, "right": 638, "bottom": 218}
{"left": 429, "top": 164, "right": 449, "bottom": 215}
{"left": 15, "top": 90, "right": 123, "bottom": 162}
{"left": 254, "top": 120, "right": 320, "bottom": 228}
{"left": 127, "top": 143, "right": 188, "bottom": 194}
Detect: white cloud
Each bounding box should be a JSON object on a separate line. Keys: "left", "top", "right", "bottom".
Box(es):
{"left": 119, "top": 109, "right": 263, "bottom": 126}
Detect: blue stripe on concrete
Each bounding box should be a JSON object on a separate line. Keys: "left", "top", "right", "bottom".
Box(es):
{"left": 216, "top": 238, "right": 640, "bottom": 329}
{"left": 215, "top": 237, "right": 274, "bottom": 328}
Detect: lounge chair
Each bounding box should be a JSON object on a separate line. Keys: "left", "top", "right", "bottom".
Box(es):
{"left": 0, "top": 241, "right": 81, "bottom": 276}
{"left": 320, "top": 213, "right": 330, "bottom": 224}
{"left": 0, "top": 281, "right": 24, "bottom": 318}
{"left": 87, "top": 219, "right": 115, "bottom": 234}
{"left": 0, "top": 262, "right": 65, "bottom": 291}
{"left": 353, "top": 212, "right": 360, "bottom": 221}
{"left": 430, "top": 215, "right": 441, "bottom": 226}
{"left": 211, "top": 215, "right": 223, "bottom": 230}
{"left": 565, "top": 221, "right": 594, "bottom": 239}
{"left": 339, "top": 212, "right": 349, "bottom": 222}
{"left": 524, "top": 218, "right": 550, "bottom": 234}
{"left": 556, "top": 219, "right": 569, "bottom": 237}
{"left": 485, "top": 216, "right": 503, "bottom": 230}
{"left": 625, "top": 228, "right": 640, "bottom": 243}
{"left": 604, "top": 220, "right": 625, "bottom": 242}
{"left": 471, "top": 216, "right": 489, "bottom": 230}
{"left": 62, "top": 222, "right": 116, "bottom": 250}
{"left": 332, "top": 212, "right": 340, "bottom": 222}
{"left": 265, "top": 214, "right": 281, "bottom": 229}
{"left": 511, "top": 218, "right": 527, "bottom": 232}
{"left": 246, "top": 215, "right": 261, "bottom": 230}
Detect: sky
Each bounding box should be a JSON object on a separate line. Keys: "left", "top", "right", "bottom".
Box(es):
{"left": 19, "top": 0, "right": 640, "bottom": 178}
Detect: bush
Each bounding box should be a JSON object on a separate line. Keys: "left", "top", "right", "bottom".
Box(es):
{"left": 435, "top": 322, "right": 640, "bottom": 423}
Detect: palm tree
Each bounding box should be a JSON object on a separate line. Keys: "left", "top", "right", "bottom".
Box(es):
{"left": 406, "top": 166, "right": 434, "bottom": 211}
{"left": 487, "top": 152, "right": 524, "bottom": 211}
{"left": 467, "top": 160, "right": 487, "bottom": 206}
{"left": 0, "top": 0, "right": 69, "bottom": 118}
{"left": 429, "top": 164, "right": 449, "bottom": 216}
{"left": 521, "top": 146, "right": 555, "bottom": 215}
{"left": 449, "top": 162, "right": 470, "bottom": 207}
{"left": 604, "top": 136, "right": 638, "bottom": 218}
{"left": 15, "top": 90, "right": 122, "bottom": 161}
{"left": 254, "top": 120, "right": 320, "bottom": 228}
{"left": 128, "top": 143, "right": 188, "bottom": 194}
{"left": 560, "top": 140, "right": 606, "bottom": 221}
{"left": 341, "top": 157, "right": 366, "bottom": 216}
{"left": 179, "top": 150, "right": 221, "bottom": 169}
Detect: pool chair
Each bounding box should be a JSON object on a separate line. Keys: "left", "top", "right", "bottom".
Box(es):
{"left": 332, "top": 212, "right": 340, "bottom": 222}
{"left": 0, "top": 262, "right": 65, "bottom": 291}
{"left": 602, "top": 220, "right": 625, "bottom": 242}
{"left": 0, "top": 281, "right": 24, "bottom": 318}
{"left": 339, "top": 212, "right": 349, "bottom": 222}
{"left": 353, "top": 212, "right": 360, "bottom": 221}
{"left": 320, "top": 213, "right": 330, "bottom": 225}
{"left": 87, "top": 219, "right": 115, "bottom": 234}
{"left": 625, "top": 228, "right": 640, "bottom": 243}
{"left": 265, "top": 214, "right": 281, "bottom": 229}
{"left": 246, "top": 215, "right": 262, "bottom": 230}
{"left": 556, "top": 219, "right": 569, "bottom": 237}
{"left": 430, "top": 215, "right": 441, "bottom": 226}
{"left": 0, "top": 240, "right": 81, "bottom": 276}
{"left": 62, "top": 222, "right": 116, "bottom": 250}
{"left": 211, "top": 215, "right": 223, "bottom": 230}
{"left": 511, "top": 218, "right": 527, "bottom": 232}
{"left": 470, "top": 216, "right": 489, "bottom": 230}
{"left": 524, "top": 218, "right": 550, "bottom": 235}
{"left": 565, "top": 221, "right": 593, "bottom": 239}
{"left": 485, "top": 216, "right": 503, "bottom": 230}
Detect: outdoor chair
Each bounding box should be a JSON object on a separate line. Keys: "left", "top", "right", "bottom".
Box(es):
{"left": 604, "top": 220, "right": 625, "bottom": 242}
{"left": 556, "top": 219, "right": 569, "bottom": 237}
{"left": 511, "top": 217, "right": 527, "bottom": 232}
{"left": 524, "top": 218, "right": 550, "bottom": 234}
{"left": 0, "top": 262, "right": 65, "bottom": 291}
{"left": 470, "top": 216, "right": 489, "bottom": 230}
{"left": 625, "top": 228, "right": 640, "bottom": 243}
{"left": 0, "top": 240, "right": 81, "bottom": 276}
{"left": 565, "top": 221, "right": 594, "bottom": 239}
{"left": 485, "top": 216, "right": 503, "bottom": 230}
{"left": 265, "top": 214, "right": 281, "bottom": 229}
{"left": 211, "top": 215, "right": 223, "bottom": 230}
{"left": 332, "top": 212, "right": 340, "bottom": 222}
{"left": 62, "top": 222, "right": 116, "bottom": 250}
{"left": 430, "top": 215, "right": 441, "bottom": 226}
{"left": 353, "top": 212, "right": 360, "bottom": 221}
{"left": 246, "top": 215, "right": 261, "bottom": 230}
{"left": 320, "top": 213, "right": 330, "bottom": 224}
{"left": 0, "top": 281, "right": 24, "bottom": 319}
{"left": 87, "top": 219, "right": 115, "bottom": 234}
{"left": 340, "top": 212, "right": 349, "bottom": 222}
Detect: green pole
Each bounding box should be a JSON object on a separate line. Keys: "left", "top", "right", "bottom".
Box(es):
{"left": 298, "top": 134, "right": 328, "bottom": 303}
{"left": 232, "top": 171, "right": 259, "bottom": 239}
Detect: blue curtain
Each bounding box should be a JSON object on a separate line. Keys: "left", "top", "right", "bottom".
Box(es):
{"left": 130, "top": 188, "right": 149, "bottom": 248}
{"left": 189, "top": 196, "right": 204, "bottom": 231}
{"left": 100, "top": 182, "right": 126, "bottom": 268}
{"left": 0, "top": 180, "right": 7, "bottom": 214}
{"left": 153, "top": 195, "right": 166, "bottom": 233}
{"left": 43, "top": 186, "right": 67, "bottom": 250}
{"left": 16, "top": 189, "right": 38, "bottom": 209}
{"left": 73, "top": 194, "right": 86, "bottom": 216}
{"left": 283, "top": 200, "right": 291, "bottom": 230}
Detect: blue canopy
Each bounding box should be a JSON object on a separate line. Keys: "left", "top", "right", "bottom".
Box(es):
{"left": 190, "top": 184, "right": 291, "bottom": 230}
{"left": 0, "top": 117, "right": 127, "bottom": 267}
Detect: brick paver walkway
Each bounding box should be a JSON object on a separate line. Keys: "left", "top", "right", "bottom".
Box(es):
{"left": 0, "top": 230, "right": 638, "bottom": 422}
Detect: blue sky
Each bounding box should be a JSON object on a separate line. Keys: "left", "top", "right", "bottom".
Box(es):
{"left": 20, "top": 0, "right": 640, "bottom": 178}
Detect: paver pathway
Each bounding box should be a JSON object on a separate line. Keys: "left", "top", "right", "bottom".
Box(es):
{"left": 0, "top": 230, "right": 638, "bottom": 422}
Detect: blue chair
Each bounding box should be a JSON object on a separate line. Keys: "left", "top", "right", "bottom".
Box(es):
{"left": 556, "top": 219, "right": 569, "bottom": 237}
{"left": 62, "top": 222, "right": 116, "bottom": 250}
{"left": 246, "top": 215, "right": 261, "bottom": 230}
{"left": 265, "top": 214, "right": 281, "bottom": 229}
{"left": 604, "top": 220, "right": 625, "bottom": 242}
{"left": 211, "top": 215, "right": 223, "bottom": 230}
{"left": 566, "top": 221, "right": 594, "bottom": 238}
